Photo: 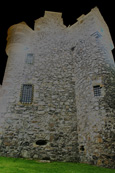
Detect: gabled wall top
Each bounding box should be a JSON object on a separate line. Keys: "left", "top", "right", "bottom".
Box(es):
{"left": 68, "top": 7, "right": 114, "bottom": 50}
{"left": 91, "top": 7, "right": 114, "bottom": 50}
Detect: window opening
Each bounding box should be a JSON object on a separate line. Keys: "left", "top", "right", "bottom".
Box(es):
{"left": 80, "top": 145, "right": 85, "bottom": 151}
{"left": 26, "top": 53, "right": 34, "bottom": 64}
{"left": 36, "top": 140, "right": 47, "bottom": 145}
{"left": 20, "top": 84, "right": 33, "bottom": 104}
{"left": 93, "top": 85, "right": 102, "bottom": 96}
{"left": 91, "top": 31, "right": 102, "bottom": 38}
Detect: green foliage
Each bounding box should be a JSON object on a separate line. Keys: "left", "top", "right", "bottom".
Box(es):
{"left": 0, "top": 157, "right": 115, "bottom": 173}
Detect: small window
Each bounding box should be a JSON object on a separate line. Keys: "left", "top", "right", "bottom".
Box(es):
{"left": 26, "top": 53, "right": 34, "bottom": 64}
{"left": 20, "top": 84, "right": 33, "bottom": 104}
{"left": 36, "top": 140, "right": 47, "bottom": 145}
{"left": 91, "top": 31, "right": 102, "bottom": 38}
{"left": 80, "top": 145, "right": 85, "bottom": 151}
{"left": 93, "top": 85, "right": 101, "bottom": 96}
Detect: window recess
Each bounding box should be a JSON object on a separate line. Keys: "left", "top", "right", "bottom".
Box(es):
{"left": 20, "top": 84, "right": 33, "bottom": 104}
{"left": 93, "top": 85, "right": 102, "bottom": 97}
{"left": 26, "top": 53, "right": 34, "bottom": 64}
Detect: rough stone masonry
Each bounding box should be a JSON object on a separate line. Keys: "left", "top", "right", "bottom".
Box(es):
{"left": 0, "top": 7, "right": 115, "bottom": 168}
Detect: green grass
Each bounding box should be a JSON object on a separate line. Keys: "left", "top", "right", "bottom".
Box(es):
{"left": 0, "top": 157, "right": 115, "bottom": 173}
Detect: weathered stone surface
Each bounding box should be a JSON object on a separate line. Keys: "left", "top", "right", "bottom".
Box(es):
{"left": 0, "top": 7, "right": 115, "bottom": 168}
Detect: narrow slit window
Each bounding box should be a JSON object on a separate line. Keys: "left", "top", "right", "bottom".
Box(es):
{"left": 93, "top": 85, "right": 101, "bottom": 97}
{"left": 20, "top": 84, "right": 33, "bottom": 104}
{"left": 26, "top": 53, "right": 34, "bottom": 64}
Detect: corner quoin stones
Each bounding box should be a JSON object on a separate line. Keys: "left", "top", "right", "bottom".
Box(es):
{"left": 0, "top": 7, "right": 115, "bottom": 168}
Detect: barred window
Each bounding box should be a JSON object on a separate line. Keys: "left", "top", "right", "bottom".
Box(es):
{"left": 93, "top": 85, "right": 101, "bottom": 96}
{"left": 26, "top": 53, "right": 34, "bottom": 64}
{"left": 20, "top": 84, "right": 33, "bottom": 104}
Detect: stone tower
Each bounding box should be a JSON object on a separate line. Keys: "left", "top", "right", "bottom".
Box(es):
{"left": 0, "top": 7, "right": 115, "bottom": 168}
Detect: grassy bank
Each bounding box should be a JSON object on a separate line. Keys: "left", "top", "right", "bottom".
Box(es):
{"left": 0, "top": 157, "right": 114, "bottom": 173}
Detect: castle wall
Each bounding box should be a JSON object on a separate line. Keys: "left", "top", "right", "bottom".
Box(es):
{"left": 0, "top": 7, "right": 114, "bottom": 168}
{"left": 0, "top": 15, "right": 79, "bottom": 162}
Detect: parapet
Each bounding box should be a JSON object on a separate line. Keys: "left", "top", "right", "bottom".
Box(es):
{"left": 34, "top": 7, "right": 114, "bottom": 51}
{"left": 6, "top": 7, "right": 114, "bottom": 54}
{"left": 34, "top": 11, "right": 65, "bottom": 31}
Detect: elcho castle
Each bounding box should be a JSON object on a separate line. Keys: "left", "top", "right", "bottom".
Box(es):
{"left": 0, "top": 7, "right": 115, "bottom": 168}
